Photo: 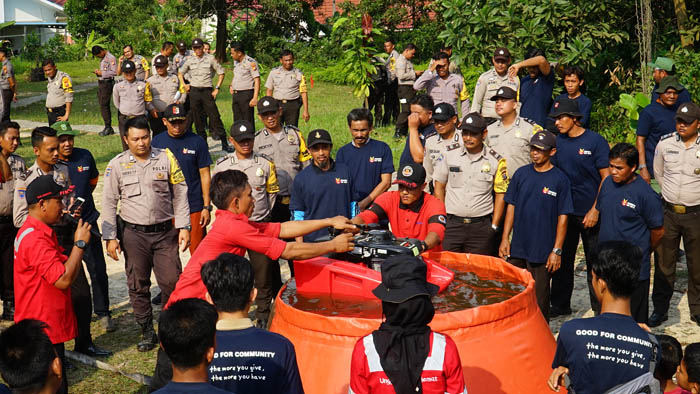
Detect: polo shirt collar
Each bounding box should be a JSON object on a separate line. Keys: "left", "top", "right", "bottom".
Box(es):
{"left": 215, "top": 209, "right": 249, "bottom": 223}
{"left": 461, "top": 145, "right": 487, "bottom": 161}
{"left": 437, "top": 131, "right": 458, "bottom": 143}
{"left": 216, "top": 317, "right": 254, "bottom": 331}
{"left": 351, "top": 137, "right": 371, "bottom": 148}
{"left": 312, "top": 158, "right": 335, "bottom": 172}
{"left": 399, "top": 192, "right": 425, "bottom": 213}
{"left": 25, "top": 215, "right": 53, "bottom": 237}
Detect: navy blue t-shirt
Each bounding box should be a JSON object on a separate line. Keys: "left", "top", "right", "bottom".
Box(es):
{"left": 520, "top": 71, "right": 555, "bottom": 127}
{"left": 153, "top": 381, "right": 229, "bottom": 394}
{"left": 336, "top": 138, "right": 394, "bottom": 201}
{"left": 636, "top": 101, "right": 678, "bottom": 178}
{"left": 553, "top": 313, "right": 659, "bottom": 394}
{"left": 399, "top": 123, "right": 437, "bottom": 166}
{"left": 551, "top": 93, "right": 592, "bottom": 128}
{"left": 63, "top": 147, "right": 99, "bottom": 224}
{"left": 505, "top": 165, "right": 573, "bottom": 264}
{"left": 551, "top": 130, "right": 610, "bottom": 216}
{"left": 152, "top": 131, "right": 212, "bottom": 212}
{"left": 0, "top": 384, "right": 9, "bottom": 394}
{"left": 596, "top": 176, "right": 664, "bottom": 280}
{"left": 651, "top": 83, "right": 691, "bottom": 105}
{"left": 290, "top": 160, "right": 357, "bottom": 241}
{"left": 208, "top": 326, "right": 304, "bottom": 394}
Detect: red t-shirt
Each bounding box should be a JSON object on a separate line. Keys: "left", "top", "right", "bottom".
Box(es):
{"left": 13, "top": 215, "right": 76, "bottom": 344}
{"left": 166, "top": 210, "right": 287, "bottom": 308}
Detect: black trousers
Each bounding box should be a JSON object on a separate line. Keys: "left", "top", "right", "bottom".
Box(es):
{"left": 270, "top": 199, "right": 294, "bottom": 276}
{"left": 151, "top": 347, "right": 172, "bottom": 392}
{"left": 97, "top": 79, "right": 114, "bottom": 127}
{"left": 46, "top": 105, "right": 66, "bottom": 126}
{"left": 148, "top": 112, "right": 166, "bottom": 136}
{"left": 631, "top": 279, "right": 650, "bottom": 324}
{"left": 368, "top": 83, "right": 385, "bottom": 126}
{"left": 249, "top": 249, "right": 282, "bottom": 322}
{"left": 55, "top": 343, "right": 68, "bottom": 394}
{"left": 0, "top": 221, "right": 16, "bottom": 301}
{"left": 189, "top": 87, "right": 226, "bottom": 141}
{"left": 383, "top": 79, "right": 399, "bottom": 126}
{"left": 280, "top": 98, "right": 302, "bottom": 127}
{"left": 395, "top": 85, "right": 416, "bottom": 136}
{"left": 510, "top": 258, "right": 551, "bottom": 322}
{"left": 232, "top": 89, "right": 255, "bottom": 123}
{"left": 1, "top": 88, "right": 11, "bottom": 122}
{"left": 83, "top": 222, "right": 110, "bottom": 317}
{"left": 443, "top": 216, "right": 498, "bottom": 256}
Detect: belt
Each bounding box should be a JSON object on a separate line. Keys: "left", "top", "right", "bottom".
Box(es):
{"left": 123, "top": 220, "right": 173, "bottom": 233}
{"left": 0, "top": 215, "right": 11, "bottom": 224}
{"left": 191, "top": 86, "right": 213, "bottom": 91}
{"left": 232, "top": 89, "right": 253, "bottom": 94}
{"left": 664, "top": 201, "right": 700, "bottom": 214}
{"left": 447, "top": 214, "right": 491, "bottom": 224}
{"left": 280, "top": 97, "right": 301, "bottom": 104}
{"left": 46, "top": 105, "right": 66, "bottom": 112}
{"left": 119, "top": 113, "right": 141, "bottom": 119}
{"left": 98, "top": 78, "right": 114, "bottom": 83}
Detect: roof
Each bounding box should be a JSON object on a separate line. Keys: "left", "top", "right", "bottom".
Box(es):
{"left": 44, "top": 0, "right": 66, "bottom": 6}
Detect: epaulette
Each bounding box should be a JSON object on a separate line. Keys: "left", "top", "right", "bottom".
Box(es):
{"left": 215, "top": 154, "right": 232, "bottom": 165}
{"left": 659, "top": 132, "right": 677, "bottom": 142}
{"left": 255, "top": 153, "right": 272, "bottom": 165}
{"left": 284, "top": 124, "right": 300, "bottom": 133}
{"left": 114, "top": 150, "right": 129, "bottom": 160}
{"left": 488, "top": 148, "right": 503, "bottom": 161}
{"left": 258, "top": 152, "right": 274, "bottom": 162}
{"left": 521, "top": 117, "right": 540, "bottom": 127}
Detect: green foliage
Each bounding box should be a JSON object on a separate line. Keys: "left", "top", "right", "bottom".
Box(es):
{"left": 71, "top": 31, "right": 108, "bottom": 60}
{"left": 332, "top": 17, "right": 386, "bottom": 100}
{"left": 64, "top": 0, "right": 109, "bottom": 39}
{"left": 20, "top": 32, "right": 43, "bottom": 67}
{"left": 667, "top": 47, "right": 700, "bottom": 103}
{"left": 618, "top": 92, "right": 651, "bottom": 131}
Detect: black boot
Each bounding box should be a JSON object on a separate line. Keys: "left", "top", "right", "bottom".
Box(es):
{"left": 1, "top": 300, "right": 13, "bottom": 321}
{"left": 221, "top": 136, "right": 234, "bottom": 153}
{"left": 98, "top": 126, "right": 115, "bottom": 136}
{"left": 137, "top": 321, "right": 157, "bottom": 352}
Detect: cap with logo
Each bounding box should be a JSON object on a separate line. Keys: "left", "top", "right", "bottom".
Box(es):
{"left": 230, "top": 120, "right": 255, "bottom": 141}
{"left": 25, "top": 175, "right": 74, "bottom": 205}
{"left": 655, "top": 76, "right": 685, "bottom": 94}
{"left": 432, "top": 103, "right": 456, "bottom": 121}
{"left": 307, "top": 129, "right": 332, "bottom": 147}
{"left": 489, "top": 86, "right": 517, "bottom": 101}
{"left": 493, "top": 47, "right": 511, "bottom": 61}
{"left": 154, "top": 55, "right": 168, "bottom": 67}
{"left": 163, "top": 103, "right": 187, "bottom": 121}
{"left": 257, "top": 96, "right": 280, "bottom": 114}
{"left": 393, "top": 162, "right": 426, "bottom": 189}
{"left": 530, "top": 130, "right": 557, "bottom": 150}
{"left": 191, "top": 38, "right": 204, "bottom": 48}
{"left": 675, "top": 102, "right": 700, "bottom": 123}
{"left": 52, "top": 121, "right": 78, "bottom": 137}
{"left": 458, "top": 112, "right": 488, "bottom": 133}
{"left": 122, "top": 60, "right": 136, "bottom": 73}
{"left": 549, "top": 98, "right": 582, "bottom": 119}
{"left": 177, "top": 41, "right": 187, "bottom": 50}
{"left": 372, "top": 255, "right": 439, "bottom": 303}
{"left": 647, "top": 57, "right": 674, "bottom": 72}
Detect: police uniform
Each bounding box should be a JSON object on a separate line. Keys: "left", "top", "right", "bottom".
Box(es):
{"left": 125, "top": 54, "right": 150, "bottom": 81}
{"left": 395, "top": 53, "right": 417, "bottom": 136}
{"left": 98, "top": 51, "right": 118, "bottom": 129}
{"left": 423, "top": 131, "right": 462, "bottom": 184}
{"left": 413, "top": 70, "right": 469, "bottom": 116}
{"left": 146, "top": 66, "right": 186, "bottom": 135}
{"left": 231, "top": 55, "right": 260, "bottom": 123}
{"left": 471, "top": 69, "right": 520, "bottom": 120}
{"left": 487, "top": 117, "right": 542, "bottom": 176}
{"left": 45, "top": 70, "right": 74, "bottom": 125}
{"left": 113, "top": 65, "right": 153, "bottom": 151}
{"left": 151, "top": 54, "right": 176, "bottom": 76}
{"left": 383, "top": 49, "right": 400, "bottom": 126}
{"left": 0, "top": 153, "right": 24, "bottom": 317}
{"left": 265, "top": 66, "right": 307, "bottom": 127}
{"left": 173, "top": 50, "right": 192, "bottom": 77}
{"left": 0, "top": 58, "right": 14, "bottom": 122}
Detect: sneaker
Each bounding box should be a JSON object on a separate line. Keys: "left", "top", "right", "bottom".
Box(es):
{"left": 98, "top": 126, "right": 115, "bottom": 136}
{"left": 99, "top": 315, "right": 116, "bottom": 332}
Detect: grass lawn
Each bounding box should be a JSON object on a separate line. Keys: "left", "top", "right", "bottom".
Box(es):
{"left": 14, "top": 59, "right": 105, "bottom": 94}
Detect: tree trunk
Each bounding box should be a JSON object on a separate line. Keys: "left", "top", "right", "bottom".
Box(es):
{"left": 215, "top": 0, "right": 228, "bottom": 64}
{"left": 673, "top": 0, "right": 693, "bottom": 48}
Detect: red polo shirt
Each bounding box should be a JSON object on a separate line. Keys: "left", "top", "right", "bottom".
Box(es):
{"left": 13, "top": 215, "right": 76, "bottom": 344}
{"left": 166, "top": 210, "right": 287, "bottom": 308}
{"left": 358, "top": 191, "right": 447, "bottom": 250}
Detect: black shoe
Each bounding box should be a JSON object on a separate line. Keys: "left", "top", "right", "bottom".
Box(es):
{"left": 549, "top": 306, "right": 572, "bottom": 318}
{"left": 151, "top": 292, "right": 162, "bottom": 305}
{"left": 647, "top": 311, "right": 668, "bottom": 327}
{"left": 75, "top": 344, "right": 113, "bottom": 358}
{"left": 98, "top": 126, "right": 115, "bottom": 136}
{"left": 2, "top": 301, "right": 13, "bottom": 321}
{"left": 691, "top": 314, "right": 700, "bottom": 326}
{"left": 137, "top": 322, "right": 157, "bottom": 352}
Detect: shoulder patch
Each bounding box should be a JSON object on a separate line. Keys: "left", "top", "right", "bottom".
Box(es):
{"left": 521, "top": 117, "right": 539, "bottom": 127}
{"left": 488, "top": 149, "right": 503, "bottom": 160}
{"left": 215, "top": 155, "right": 231, "bottom": 165}
{"left": 659, "top": 132, "right": 676, "bottom": 142}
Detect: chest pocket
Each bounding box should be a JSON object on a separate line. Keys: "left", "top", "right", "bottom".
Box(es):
{"left": 152, "top": 172, "right": 169, "bottom": 193}
{"left": 448, "top": 166, "right": 464, "bottom": 188}
{"left": 123, "top": 175, "right": 141, "bottom": 197}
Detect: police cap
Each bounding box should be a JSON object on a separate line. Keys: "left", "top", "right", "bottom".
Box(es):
{"left": 192, "top": 38, "right": 204, "bottom": 48}
{"left": 432, "top": 103, "right": 456, "bottom": 121}
{"left": 153, "top": 55, "right": 168, "bottom": 67}
{"left": 122, "top": 60, "right": 136, "bottom": 73}
{"left": 676, "top": 102, "right": 700, "bottom": 124}
{"left": 493, "top": 47, "right": 511, "bottom": 61}
{"left": 230, "top": 120, "right": 255, "bottom": 141}
{"left": 490, "top": 86, "right": 517, "bottom": 101}
{"left": 458, "top": 112, "right": 488, "bottom": 134}
{"left": 257, "top": 96, "right": 281, "bottom": 114}
{"left": 530, "top": 130, "right": 557, "bottom": 151}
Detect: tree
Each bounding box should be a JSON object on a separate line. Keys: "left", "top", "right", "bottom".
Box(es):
{"left": 184, "top": 0, "right": 240, "bottom": 63}
{"left": 64, "top": 0, "right": 109, "bottom": 39}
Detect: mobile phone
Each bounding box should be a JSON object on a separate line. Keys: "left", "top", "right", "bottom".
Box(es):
{"left": 69, "top": 197, "right": 85, "bottom": 215}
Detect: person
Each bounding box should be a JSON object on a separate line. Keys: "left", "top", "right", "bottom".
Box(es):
{"left": 349, "top": 255, "right": 467, "bottom": 394}
{"left": 203, "top": 42, "right": 212, "bottom": 54}
{"left": 229, "top": 42, "right": 260, "bottom": 123}
{"left": 178, "top": 38, "right": 230, "bottom": 152}
{"left": 54, "top": 121, "right": 113, "bottom": 332}
{"left": 597, "top": 143, "right": 664, "bottom": 323}
{"left": 151, "top": 41, "right": 176, "bottom": 75}
{"left": 352, "top": 162, "right": 447, "bottom": 252}
{"left": 113, "top": 60, "right": 152, "bottom": 151}
{"left": 413, "top": 52, "right": 469, "bottom": 117}
{"left": 147, "top": 55, "right": 187, "bottom": 136}
{"left": 101, "top": 116, "right": 191, "bottom": 352}
{"left": 336, "top": 108, "right": 393, "bottom": 211}
{"left": 422, "top": 103, "right": 461, "bottom": 185}
{"left": 382, "top": 39, "right": 401, "bottom": 127}
{"left": 173, "top": 41, "right": 191, "bottom": 73}
{"left": 395, "top": 44, "right": 422, "bottom": 139}
{"left": 654, "top": 335, "right": 689, "bottom": 394}
{"left": 650, "top": 102, "right": 700, "bottom": 327}
{"left": 649, "top": 57, "right": 692, "bottom": 105}
{"left": 470, "top": 47, "right": 519, "bottom": 123}
{"left": 265, "top": 49, "right": 309, "bottom": 127}
{"left": 117, "top": 44, "right": 150, "bottom": 81}
{"left": 13, "top": 175, "right": 92, "bottom": 394}
{"left": 213, "top": 120, "right": 280, "bottom": 326}
{"left": 290, "top": 129, "right": 358, "bottom": 242}
{"left": 0, "top": 48, "right": 16, "bottom": 122}
{"left": 487, "top": 86, "right": 542, "bottom": 176}
{"left": 152, "top": 103, "right": 211, "bottom": 253}
{"left": 430, "top": 44, "right": 460, "bottom": 75}
{"left": 550, "top": 66, "right": 592, "bottom": 128}
{"left": 400, "top": 94, "right": 436, "bottom": 166}
{"left": 433, "top": 112, "right": 509, "bottom": 256}
{"left": 499, "top": 130, "right": 572, "bottom": 320}
{"left": 637, "top": 75, "right": 684, "bottom": 183}
{"left": 509, "top": 48, "right": 554, "bottom": 127}
{"left": 548, "top": 241, "right": 661, "bottom": 394}
{"left": 42, "top": 59, "right": 73, "bottom": 125}
{"left": 92, "top": 45, "right": 117, "bottom": 137}
{"left": 676, "top": 343, "right": 700, "bottom": 393}
{"left": 254, "top": 96, "right": 311, "bottom": 223}
{"left": 0, "top": 320, "right": 65, "bottom": 394}
{"left": 549, "top": 98, "right": 610, "bottom": 318}
{"left": 153, "top": 298, "right": 228, "bottom": 394}
{"left": 0, "top": 121, "right": 24, "bottom": 321}
{"left": 202, "top": 253, "right": 304, "bottom": 393}
{"left": 368, "top": 54, "right": 388, "bottom": 126}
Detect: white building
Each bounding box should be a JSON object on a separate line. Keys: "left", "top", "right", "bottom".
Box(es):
{"left": 0, "top": 0, "right": 67, "bottom": 52}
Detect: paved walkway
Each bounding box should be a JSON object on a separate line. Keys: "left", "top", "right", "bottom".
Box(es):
{"left": 15, "top": 82, "right": 98, "bottom": 108}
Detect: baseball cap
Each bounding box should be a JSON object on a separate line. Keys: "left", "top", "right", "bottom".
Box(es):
{"left": 192, "top": 38, "right": 204, "bottom": 48}
{"left": 493, "top": 47, "right": 511, "bottom": 61}
{"left": 393, "top": 162, "right": 426, "bottom": 189}
{"left": 675, "top": 102, "right": 700, "bottom": 123}
{"left": 153, "top": 55, "right": 168, "bottom": 67}
{"left": 372, "top": 255, "right": 439, "bottom": 303}
{"left": 25, "top": 175, "right": 74, "bottom": 205}
{"left": 432, "top": 103, "right": 456, "bottom": 121}
{"left": 458, "top": 112, "right": 488, "bottom": 134}
{"left": 655, "top": 76, "right": 685, "bottom": 94}
{"left": 122, "top": 60, "right": 136, "bottom": 73}
{"left": 530, "top": 130, "right": 557, "bottom": 150}
{"left": 257, "top": 96, "right": 280, "bottom": 114}
{"left": 52, "top": 121, "right": 78, "bottom": 137}
{"left": 230, "top": 120, "right": 255, "bottom": 141}
{"left": 177, "top": 41, "right": 186, "bottom": 50}
{"left": 489, "top": 86, "right": 517, "bottom": 101}
{"left": 307, "top": 129, "right": 332, "bottom": 147}
{"left": 163, "top": 103, "right": 187, "bottom": 121}
{"left": 648, "top": 57, "right": 674, "bottom": 72}
{"left": 549, "top": 98, "right": 583, "bottom": 119}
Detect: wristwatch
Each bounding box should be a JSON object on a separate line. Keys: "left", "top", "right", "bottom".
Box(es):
{"left": 552, "top": 248, "right": 563, "bottom": 256}
{"left": 181, "top": 225, "right": 192, "bottom": 231}
{"left": 204, "top": 205, "right": 213, "bottom": 212}
{"left": 491, "top": 224, "right": 500, "bottom": 232}
{"left": 638, "top": 164, "right": 647, "bottom": 170}
{"left": 74, "top": 240, "right": 87, "bottom": 250}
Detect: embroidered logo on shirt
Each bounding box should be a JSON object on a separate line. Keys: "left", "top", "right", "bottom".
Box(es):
{"left": 438, "top": 215, "right": 446, "bottom": 224}
{"left": 335, "top": 178, "right": 348, "bottom": 184}
{"left": 578, "top": 148, "right": 592, "bottom": 156}
{"left": 181, "top": 148, "right": 196, "bottom": 155}
{"left": 622, "top": 199, "right": 637, "bottom": 209}
{"left": 369, "top": 157, "right": 382, "bottom": 163}
{"left": 77, "top": 166, "right": 90, "bottom": 172}
{"left": 105, "top": 166, "right": 112, "bottom": 177}
{"left": 542, "top": 186, "right": 558, "bottom": 197}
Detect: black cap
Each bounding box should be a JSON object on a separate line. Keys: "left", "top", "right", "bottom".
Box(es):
{"left": 153, "top": 55, "right": 168, "bottom": 67}
{"left": 163, "top": 103, "right": 187, "bottom": 121}
{"left": 372, "top": 255, "right": 439, "bottom": 303}
{"left": 530, "top": 130, "right": 557, "bottom": 150}
{"left": 458, "top": 112, "right": 488, "bottom": 133}
{"left": 490, "top": 86, "right": 517, "bottom": 101}
{"left": 493, "top": 47, "right": 511, "bottom": 61}
{"left": 121, "top": 60, "right": 136, "bottom": 73}
{"left": 432, "top": 103, "right": 456, "bottom": 121}
{"left": 25, "top": 175, "right": 74, "bottom": 205}
{"left": 230, "top": 120, "right": 255, "bottom": 141}
{"left": 192, "top": 38, "right": 204, "bottom": 48}
{"left": 177, "top": 41, "right": 186, "bottom": 50}
{"left": 676, "top": 102, "right": 700, "bottom": 123}
{"left": 257, "top": 96, "right": 280, "bottom": 114}
{"left": 549, "top": 98, "right": 582, "bottom": 119}
{"left": 393, "top": 162, "right": 426, "bottom": 188}
{"left": 307, "top": 129, "right": 332, "bottom": 147}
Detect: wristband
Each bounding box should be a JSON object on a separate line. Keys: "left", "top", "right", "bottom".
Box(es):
{"left": 638, "top": 164, "right": 647, "bottom": 170}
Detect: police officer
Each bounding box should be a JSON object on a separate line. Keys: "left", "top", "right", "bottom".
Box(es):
{"left": 413, "top": 52, "right": 469, "bottom": 117}
{"left": 118, "top": 45, "right": 150, "bottom": 81}
{"left": 152, "top": 41, "right": 176, "bottom": 75}
{"left": 214, "top": 120, "right": 280, "bottom": 327}
{"left": 265, "top": 49, "right": 309, "bottom": 127}
{"left": 471, "top": 47, "right": 520, "bottom": 123}
{"left": 0, "top": 48, "right": 16, "bottom": 122}
{"left": 395, "top": 44, "right": 422, "bottom": 138}
{"left": 42, "top": 59, "right": 73, "bottom": 125}
{"left": 382, "top": 39, "right": 400, "bottom": 127}
{"left": 651, "top": 102, "right": 700, "bottom": 327}
{"left": 92, "top": 45, "right": 117, "bottom": 137}
{"left": 487, "top": 87, "right": 543, "bottom": 176}
{"left": 229, "top": 42, "right": 260, "bottom": 123}
{"left": 173, "top": 41, "right": 192, "bottom": 72}
{"left": 178, "top": 38, "right": 230, "bottom": 152}
{"left": 433, "top": 112, "right": 509, "bottom": 256}
{"left": 113, "top": 60, "right": 152, "bottom": 151}
{"left": 422, "top": 103, "right": 461, "bottom": 186}
{"left": 254, "top": 96, "right": 311, "bottom": 223}
{"left": 147, "top": 55, "right": 186, "bottom": 135}
{"left": 0, "top": 121, "right": 24, "bottom": 320}
{"left": 102, "top": 116, "right": 190, "bottom": 352}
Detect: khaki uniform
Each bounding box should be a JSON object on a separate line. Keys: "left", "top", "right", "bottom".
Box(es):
{"left": 0, "top": 154, "right": 24, "bottom": 303}
{"left": 178, "top": 53, "right": 224, "bottom": 88}
{"left": 231, "top": 55, "right": 260, "bottom": 123}
{"left": 173, "top": 50, "right": 192, "bottom": 79}
{"left": 113, "top": 79, "right": 153, "bottom": 150}
{"left": 385, "top": 50, "right": 400, "bottom": 82}
{"left": 146, "top": 74, "right": 186, "bottom": 112}
{"left": 254, "top": 126, "right": 311, "bottom": 199}
{"left": 100, "top": 52, "right": 118, "bottom": 80}
{"left": 265, "top": 66, "right": 306, "bottom": 101}
{"left": 13, "top": 162, "right": 72, "bottom": 228}
{"left": 128, "top": 54, "right": 151, "bottom": 81}
{"left": 98, "top": 52, "right": 117, "bottom": 127}
{"left": 487, "top": 117, "right": 542, "bottom": 176}
{"left": 471, "top": 68, "right": 520, "bottom": 119}
{"left": 46, "top": 70, "right": 74, "bottom": 108}
{"left": 423, "top": 132, "right": 462, "bottom": 183}
{"left": 413, "top": 71, "right": 470, "bottom": 116}
{"left": 179, "top": 54, "right": 227, "bottom": 142}
{"left": 0, "top": 154, "right": 26, "bottom": 217}
{"left": 151, "top": 54, "right": 176, "bottom": 76}
{"left": 395, "top": 54, "right": 416, "bottom": 86}
{"left": 213, "top": 153, "right": 279, "bottom": 221}
{"left": 0, "top": 59, "right": 14, "bottom": 121}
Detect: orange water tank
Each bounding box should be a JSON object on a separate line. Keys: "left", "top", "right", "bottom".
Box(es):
{"left": 270, "top": 251, "right": 558, "bottom": 394}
